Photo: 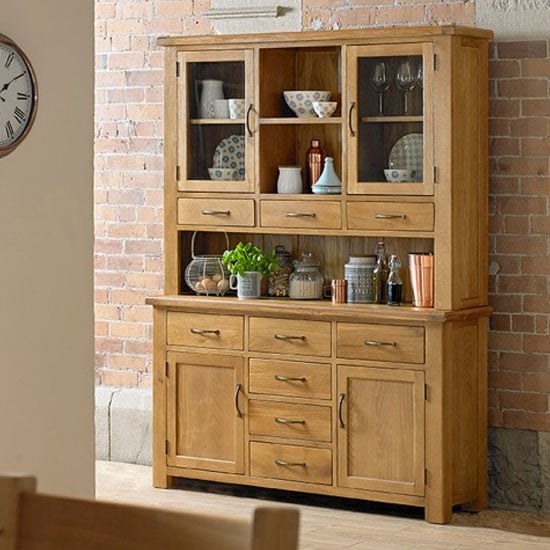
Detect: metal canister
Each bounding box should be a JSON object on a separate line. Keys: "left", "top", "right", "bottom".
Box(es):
{"left": 345, "top": 255, "right": 376, "bottom": 303}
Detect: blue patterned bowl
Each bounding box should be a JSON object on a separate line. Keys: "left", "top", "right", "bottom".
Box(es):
{"left": 208, "top": 167, "right": 240, "bottom": 180}
{"left": 384, "top": 169, "right": 416, "bottom": 183}
{"left": 283, "top": 90, "right": 331, "bottom": 118}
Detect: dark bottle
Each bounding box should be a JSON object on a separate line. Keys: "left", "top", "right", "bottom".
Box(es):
{"left": 373, "top": 241, "right": 389, "bottom": 304}
{"left": 387, "top": 254, "right": 403, "bottom": 306}
{"left": 305, "top": 139, "right": 326, "bottom": 191}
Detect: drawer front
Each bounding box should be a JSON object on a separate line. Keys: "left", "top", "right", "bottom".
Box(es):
{"left": 250, "top": 442, "right": 332, "bottom": 485}
{"left": 260, "top": 200, "right": 342, "bottom": 230}
{"left": 337, "top": 323, "right": 424, "bottom": 364}
{"left": 167, "top": 311, "right": 244, "bottom": 350}
{"left": 249, "top": 400, "right": 332, "bottom": 442}
{"left": 347, "top": 202, "right": 434, "bottom": 232}
{"left": 249, "top": 317, "right": 331, "bottom": 357}
{"left": 249, "top": 358, "right": 331, "bottom": 400}
{"left": 177, "top": 198, "right": 255, "bottom": 227}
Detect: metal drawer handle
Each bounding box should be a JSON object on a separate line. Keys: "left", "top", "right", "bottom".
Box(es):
{"left": 275, "top": 374, "right": 307, "bottom": 382}
{"left": 201, "top": 209, "right": 230, "bottom": 216}
{"left": 275, "top": 417, "right": 306, "bottom": 425}
{"left": 234, "top": 383, "right": 242, "bottom": 418}
{"left": 374, "top": 213, "right": 407, "bottom": 220}
{"left": 190, "top": 328, "right": 220, "bottom": 335}
{"left": 274, "top": 334, "right": 306, "bottom": 341}
{"left": 364, "top": 340, "right": 397, "bottom": 347}
{"left": 275, "top": 459, "right": 306, "bottom": 467}
{"left": 338, "top": 393, "right": 345, "bottom": 428}
{"left": 285, "top": 212, "right": 316, "bottom": 218}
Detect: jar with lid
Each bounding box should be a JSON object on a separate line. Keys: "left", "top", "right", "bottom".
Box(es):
{"left": 268, "top": 245, "right": 293, "bottom": 297}
{"left": 345, "top": 255, "right": 377, "bottom": 303}
{"left": 289, "top": 251, "right": 324, "bottom": 300}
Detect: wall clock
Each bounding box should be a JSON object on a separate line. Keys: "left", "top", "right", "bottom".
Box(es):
{"left": 0, "top": 33, "right": 38, "bottom": 158}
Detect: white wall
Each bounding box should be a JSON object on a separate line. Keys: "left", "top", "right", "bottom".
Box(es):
{"left": 0, "top": 0, "right": 95, "bottom": 497}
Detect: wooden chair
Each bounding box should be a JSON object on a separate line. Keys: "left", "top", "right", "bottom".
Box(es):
{"left": 0, "top": 474, "right": 299, "bottom": 550}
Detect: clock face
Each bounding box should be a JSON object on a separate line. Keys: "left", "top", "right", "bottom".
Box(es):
{"left": 0, "top": 37, "right": 37, "bottom": 155}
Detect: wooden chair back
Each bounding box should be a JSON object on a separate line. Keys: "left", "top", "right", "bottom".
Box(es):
{"left": 0, "top": 474, "right": 299, "bottom": 550}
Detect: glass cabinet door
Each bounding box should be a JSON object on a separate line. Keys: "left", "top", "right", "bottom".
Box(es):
{"left": 177, "top": 50, "right": 254, "bottom": 193}
{"left": 347, "top": 44, "right": 434, "bottom": 195}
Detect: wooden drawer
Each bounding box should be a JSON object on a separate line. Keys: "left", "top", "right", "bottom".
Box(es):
{"left": 249, "top": 400, "right": 332, "bottom": 442}
{"left": 167, "top": 311, "right": 244, "bottom": 350}
{"left": 250, "top": 442, "right": 332, "bottom": 485}
{"left": 347, "top": 202, "right": 434, "bottom": 232}
{"left": 249, "top": 317, "right": 331, "bottom": 357}
{"left": 177, "top": 198, "right": 255, "bottom": 227}
{"left": 337, "top": 323, "right": 425, "bottom": 364}
{"left": 249, "top": 358, "right": 331, "bottom": 400}
{"left": 260, "top": 200, "right": 342, "bottom": 230}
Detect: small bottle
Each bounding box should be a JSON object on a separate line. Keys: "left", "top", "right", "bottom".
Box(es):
{"left": 387, "top": 254, "right": 403, "bottom": 306}
{"left": 373, "top": 241, "right": 389, "bottom": 304}
{"left": 305, "top": 139, "right": 326, "bottom": 191}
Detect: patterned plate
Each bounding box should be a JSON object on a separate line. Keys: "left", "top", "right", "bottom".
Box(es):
{"left": 213, "top": 134, "right": 245, "bottom": 179}
{"left": 388, "top": 133, "right": 423, "bottom": 182}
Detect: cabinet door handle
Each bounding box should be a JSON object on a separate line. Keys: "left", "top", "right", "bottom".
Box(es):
{"left": 275, "top": 417, "right": 306, "bottom": 425}
{"left": 338, "top": 393, "right": 345, "bottom": 428}
{"left": 234, "top": 383, "right": 242, "bottom": 418}
{"left": 284, "top": 212, "right": 316, "bottom": 218}
{"left": 274, "top": 334, "right": 306, "bottom": 341}
{"left": 348, "top": 101, "right": 356, "bottom": 137}
{"left": 245, "top": 103, "right": 253, "bottom": 137}
{"left": 190, "top": 328, "right": 220, "bottom": 335}
{"left": 201, "top": 209, "right": 230, "bottom": 216}
{"left": 275, "top": 459, "right": 306, "bottom": 467}
{"left": 364, "top": 339, "right": 397, "bottom": 347}
{"left": 275, "top": 374, "right": 307, "bottom": 382}
{"left": 374, "top": 213, "right": 407, "bottom": 220}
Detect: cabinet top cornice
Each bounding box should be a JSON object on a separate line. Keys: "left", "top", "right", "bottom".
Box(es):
{"left": 158, "top": 25, "right": 493, "bottom": 48}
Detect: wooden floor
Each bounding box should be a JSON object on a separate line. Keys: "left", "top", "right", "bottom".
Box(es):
{"left": 96, "top": 461, "right": 550, "bottom": 549}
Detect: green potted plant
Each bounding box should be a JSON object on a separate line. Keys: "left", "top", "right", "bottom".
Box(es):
{"left": 222, "top": 242, "right": 279, "bottom": 299}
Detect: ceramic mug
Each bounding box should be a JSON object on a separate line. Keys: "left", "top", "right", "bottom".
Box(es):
{"left": 228, "top": 98, "right": 245, "bottom": 119}
{"left": 230, "top": 271, "right": 261, "bottom": 299}
{"left": 213, "top": 99, "right": 229, "bottom": 119}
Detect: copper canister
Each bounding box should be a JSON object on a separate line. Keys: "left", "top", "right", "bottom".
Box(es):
{"left": 408, "top": 252, "right": 434, "bottom": 307}
{"left": 330, "top": 279, "right": 347, "bottom": 304}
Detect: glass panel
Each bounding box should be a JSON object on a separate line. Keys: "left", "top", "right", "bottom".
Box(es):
{"left": 357, "top": 55, "right": 423, "bottom": 184}
{"left": 186, "top": 61, "right": 246, "bottom": 182}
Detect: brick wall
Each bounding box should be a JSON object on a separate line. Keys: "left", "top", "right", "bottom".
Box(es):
{"left": 94, "top": 2, "right": 549, "bottom": 431}
{"left": 487, "top": 39, "right": 550, "bottom": 432}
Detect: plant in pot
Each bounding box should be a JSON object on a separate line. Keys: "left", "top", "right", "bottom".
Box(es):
{"left": 222, "top": 242, "right": 279, "bottom": 299}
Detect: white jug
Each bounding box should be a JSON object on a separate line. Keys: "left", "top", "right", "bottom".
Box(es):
{"left": 199, "top": 79, "right": 224, "bottom": 119}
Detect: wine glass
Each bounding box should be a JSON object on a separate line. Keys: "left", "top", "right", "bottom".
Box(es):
{"left": 416, "top": 64, "right": 423, "bottom": 88}
{"left": 396, "top": 61, "right": 416, "bottom": 115}
{"left": 370, "top": 62, "right": 390, "bottom": 115}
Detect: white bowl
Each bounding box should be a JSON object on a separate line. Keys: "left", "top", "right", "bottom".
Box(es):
{"left": 312, "top": 101, "right": 337, "bottom": 118}
{"left": 208, "top": 167, "right": 240, "bottom": 180}
{"left": 384, "top": 169, "right": 416, "bottom": 183}
{"left": 283, "top": 90, "right": 331, "bottom": 118}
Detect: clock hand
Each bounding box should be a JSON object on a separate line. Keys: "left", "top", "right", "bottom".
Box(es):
{"left": 0, "top": 72, "right": 25, "bottom": 94}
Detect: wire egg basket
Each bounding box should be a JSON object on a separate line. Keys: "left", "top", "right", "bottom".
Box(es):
{"left": 184, "top": 232, "right": 230, "bottom": 296}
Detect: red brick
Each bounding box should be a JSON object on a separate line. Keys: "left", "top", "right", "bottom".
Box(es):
{"left": 498, "top": 157, "right": 548, "bottom": 176}
{"left": 498, "top": 352, "right": 548, "bottom": 372}
{"left": 498, "top": 78, "right": 547, "bottom": 99}
{"left": 498, "top": 41, "right": 548, "bottom": 59}
{"left": 510, "top": 117, "right": 549, "bottom": 138}
{"left": 489, "top": 175, "right": 520, "bottom": 194}
{"left": 530, "top": 216, "right": 550, "bottom": 236}
{"left": 489, "top": 118, "right": 510, "bottom": 137}
{"left": 488, "top": 255, "right": 521, "bottom": 275}
{"left": 522, "top": 99, "right": 550, "bottom": 118}
{"left": 522, "top": 137, "right": 550, "bottom": 156}
{"left": 495, "top": 235, "right": 547, "bottom": 255}
{"left": 503, "top": 215, "right": 529, "bottom": 234}
{"left": 524, "top": 334, "right": 550, "bottom": 354}
{"left": 488, "top": 408, "right": 504, "bottom": 427}
{"left": 488, "top": 332, "right": 523, "bottom": 352}
{"left": 497, "top": 195, "right": 547, "bottom": 215}
{"left": 511, "top": 314, "right": 535, "bottom": 333}
{"left": 95, "top": 337, "right": 124, "bottom": 353}
{"left": 521, "top": 176, "right": 550, "bottom": 195}
{"left": 125, "top": 340, "right": 152, "bottom": 355}
{"left": 524, "top": 295, "right": 550, "bottom": 314}
{"left": 489, "top": 370, "right": 523, "bottom": 390}
{"left": 499, "top": 390, "right": 548, "bottom": 412}
{"left": 99, "top": 369, "right": 139, "bottom": 387}
{"left": 522, "top": 57, "right": 550, "bottom": 77}
{"left": 524, "top": 373, "right": 550, "bottom": 393}
{"left": 491, "top": 314, "right": 511, "bottom": 331}
{"left": 426, "top": 2, "right": 474, "bottom": 24}
{"left": 498, "top": 274, "right": 546, "bottom": 295}
{"left": 490, "top": 137, "right": 520, "bottom": 156}
{"left": 489, "top": 59, "right": 520, "bottom": 78}
{"left": 489, "top": 294, "right": 522, "bottom": 313}
{"left": 503, "top": 411, "right": 550, "bottom": 431}
{"left": 535, "top": 315, "right": 549, "bottom": 334}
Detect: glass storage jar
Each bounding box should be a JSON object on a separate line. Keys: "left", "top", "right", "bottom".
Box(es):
{"left": 268, "top": 245, "right": 293, "bottom": 297}
{"left": 289, "top": 252, "right": 324, "bottom": 300}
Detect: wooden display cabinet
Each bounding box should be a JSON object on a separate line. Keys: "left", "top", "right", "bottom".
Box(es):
{"left": 147, "top": 25, "right": 493, "bottom": 524}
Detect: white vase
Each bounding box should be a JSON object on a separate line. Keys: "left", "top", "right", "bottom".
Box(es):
{"left": 199, "top": 79, "right": 224, "bottom": 119}
{"left": 277, "top": 166, "right": 303, "bottom": 194}
{"left": 230, "top": 271, "right": 262, "bottom": 299}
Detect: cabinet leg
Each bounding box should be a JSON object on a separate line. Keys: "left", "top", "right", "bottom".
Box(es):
{"left": 424, "top": 502, "right": 453, "bottom": 524}
{"left": 461, "top": 493, "right": 488, "bottom": 513}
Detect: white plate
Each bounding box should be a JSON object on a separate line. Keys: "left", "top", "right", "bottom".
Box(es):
{"left": 388, "top": 133, "right": 423, "bottom": 182}
{"left": 212, "top": 134, "right": 245, "bottom": 179}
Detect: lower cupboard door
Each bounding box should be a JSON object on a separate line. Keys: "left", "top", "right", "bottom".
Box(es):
{"left": 337, "top": 365, "right": 425, "bottom": 496}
